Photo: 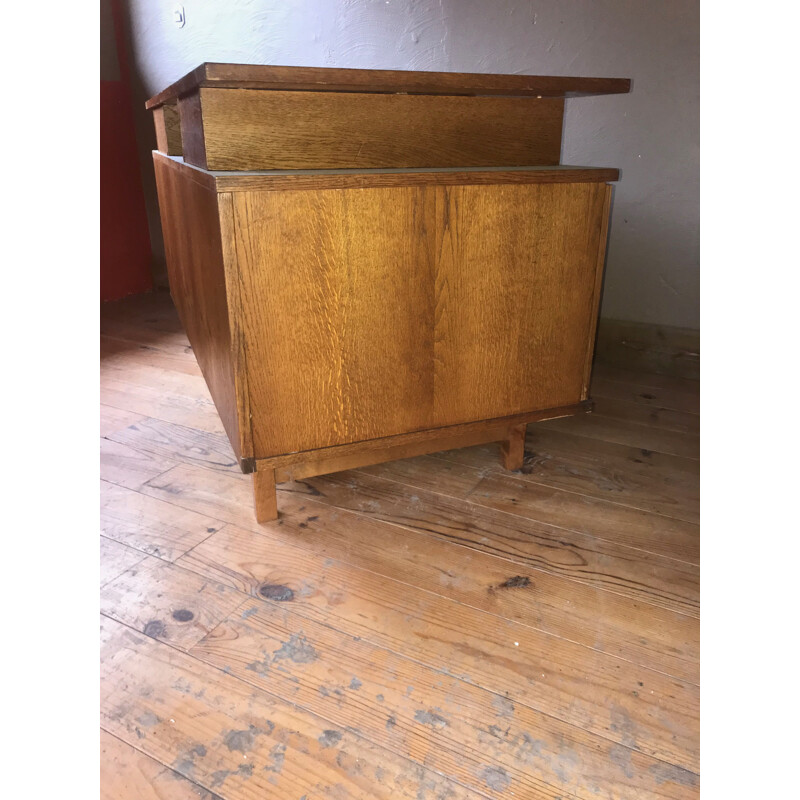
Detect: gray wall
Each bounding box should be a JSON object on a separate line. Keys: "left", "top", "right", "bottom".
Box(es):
{"left": 122, "top": 0, "right": 699, "bottom": 329}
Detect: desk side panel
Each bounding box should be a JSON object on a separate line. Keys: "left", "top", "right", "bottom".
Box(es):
{"left": 152, "top": 153, "right": 249, "bottom": 462}
{"left": 230, "top": 181, "right": 609, "bottom": 458}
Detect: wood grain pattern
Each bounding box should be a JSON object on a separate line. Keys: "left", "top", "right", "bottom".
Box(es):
{"left": 100, "top": 405, "right": 144, "bottom": 438}
{"left": 100, "top": 437, "right": 175, "bottom": 490}
{"left": 536, "top": 412, "right": 700, "bottom": 459}
{"left": 519, "top": 428, "right": 700, "bottom": 522}
{"left": 231, "top": 182, "right": 609, "bottom": 457}
{"left": 358, "top": 453, "right": 700, "bottom": 564}
{"left": 100, "top": 730, "right": 219, "bottom": 800}
{"left": 101, "top": 356, "right": 211, "bottom": 398}
{"left": 100, "top": 537, "right": 147, "bottom": 589}
{"left": 100, "top": 322, "right": 193, "bottom": 359}
{"left": 145, "top": 459, "right": 700, "bottom": 634}
{"left": 146, "top": 62, "right": 631, "bottom": 109}
{"left": 595, "top": 319, "right": 700, "bottom": 381}
{"left": 100, "top": 373, "right": 226, "bottom": 435}
{"left": 591, "top": 374, "right": 701, "bottom": 415}
{"left": 101, "top": 335, "right": 202, "bottom": 377}
{"left": 426, "top": 431, "right": 700, "bottom": 524}
{"left": 124, "top": 396, "right": 698, "bottom": 566}
{"left": 427, "top": 182, "right": 608, "bottom": 428}
{"left": 100, "top": 479, "right": 222, "bottom": 561}
{"left": 100, "top": 556, "right": 246, "bottom": 651}
{"left": 194, "top": 604, "right": 696, "bottom": 800}
{"left": 141, "top": 464, "right": 265, "bottom": 531}
{"left": 153, "top": 153, "right": 247, "bottom": 459}
{"left": 108, "top": 416, "right": 238, "bottom": 474}
{"left": 283, "top": 471, "right": 700, "bottom": 619}
{"left": 153, "top": 463, "right": 700, "bottom": 677}
{"left": 593, "top": 364, "right": 700, "bottom": 394}
{"left": 591, "top": 395, "right": 700, "bottom": 435}
{"left": 229, "top": 182, "right": 433, "bottom": 456}
{"left": 468, "top": 470, "right": 700, "bottom": 564}
{"left": 178, "top": 524, "right": 700, "bottom": 772}
{"left": 217, "top": 191, "right": 255, "bottom": 464}
{"left": 184, "top": 88, "right": 564, "bottom": 170}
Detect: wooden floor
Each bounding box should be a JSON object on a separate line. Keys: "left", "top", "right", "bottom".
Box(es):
{"left": 100, "top": 292, "right": 699, "bottom": 800}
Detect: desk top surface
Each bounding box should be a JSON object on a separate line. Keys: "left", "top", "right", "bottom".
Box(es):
{"left": 146, "top": 62, "right": 631, "bottom": 109}
{"left": 154, "top": 153, "right": 620, "bottom": 193}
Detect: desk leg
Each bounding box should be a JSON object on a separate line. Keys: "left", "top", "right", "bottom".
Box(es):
{"left": 253, "top": 468, "right": 278, "bottom": 523}
{"left": 501, "top": 423, "right": 527, "bottom": 471}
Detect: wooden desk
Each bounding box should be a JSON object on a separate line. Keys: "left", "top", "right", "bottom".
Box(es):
{"left": 147, "top": 63, "right": 630, "bottom": 522}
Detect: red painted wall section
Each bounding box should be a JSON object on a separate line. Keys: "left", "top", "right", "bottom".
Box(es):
{"left": 100, "top": 2, "right": 152, "bottom": 301}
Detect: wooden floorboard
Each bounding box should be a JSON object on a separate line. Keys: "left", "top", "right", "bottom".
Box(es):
{"left": 357, "top": 454, "right": 700, "bottom": 563}
{"left": 285, "top": 471, "right": 700, "bottom": 618}
{"left": 534, "top": 413, "right": 699, "bottom": 459}
{"left": 100, "top": 293, "right": 700, "bottom": 798}
{"left": 100, "top": 728, "right": 222, "bottom": 800}
{"left": 101, "top": 333, "right": 200, "bottom": 369}
{"left": 174, "top": 522, "right": 699, "bottom": 771}
{"left": 590, "top": 395, "right": 699, "bottom": 436}
{"left": 101, "top": 616, "right": 489, "bottom": 800}
{"left": 108, "top": 417, "right": 241, "bottom": 475}
{"left": 100, "top": 537, "right": 148, "bottom": 589}
{"left": 589, "top": 376, "right": 700, "bottom": 415}
{"left": 195, "top": 601, "right": 698, "bottom": 800}
{"left": 100, "top": 438, "right": 178, "bottom": 491}
{"left": 425, "top": 432, "right": 700, "bottom": 524}
{"left": 100, "top": 405, "right": 146, "bottom": 438}
{"left": 139, "top": 462, "right": 698, "bottom": 678}
{"left": 100, "top": 480, "right": 224, "bottom": 562}
{"left": 101, "top": 374, "right": 227, "bottom": 435}
{"left": 592, "top": 364, "right": 700, "bottom": 394}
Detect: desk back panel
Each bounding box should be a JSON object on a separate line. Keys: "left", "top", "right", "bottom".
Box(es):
{"left": 228, "top": 181, "right": 611, "bottom": 457}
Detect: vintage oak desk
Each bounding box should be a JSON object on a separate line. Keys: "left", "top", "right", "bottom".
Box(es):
{"left": 146, "top": 63, "right": 630, "bottom": 522}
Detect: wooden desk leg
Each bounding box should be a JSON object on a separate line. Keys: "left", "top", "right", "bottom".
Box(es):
{"left": 501, "top": 423, "right": 527, "bottom": 471}
{"left": 253, "top": 468, "right": 278, "bottom": 523}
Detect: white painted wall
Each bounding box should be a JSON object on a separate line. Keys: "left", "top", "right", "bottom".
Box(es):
{"left": 124, "top": 0, "right": 699, "bottom": 329}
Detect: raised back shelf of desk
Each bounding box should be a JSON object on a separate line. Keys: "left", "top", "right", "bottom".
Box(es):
{"left": 148, "top": 63, "right": 629, "bottom": 522}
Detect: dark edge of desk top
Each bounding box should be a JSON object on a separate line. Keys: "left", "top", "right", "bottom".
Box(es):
{"left": 154, "top": 153, "right": 620, "bottom": 192}
{"left": 146, "top": 62, "right": 631, "bottom": 109}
